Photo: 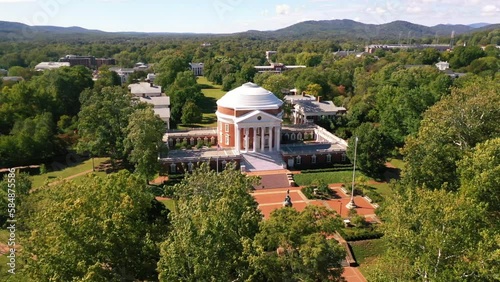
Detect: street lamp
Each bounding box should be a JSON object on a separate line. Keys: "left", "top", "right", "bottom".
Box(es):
{"left": 346, "top": 136, "right": 358, "bottom": 210}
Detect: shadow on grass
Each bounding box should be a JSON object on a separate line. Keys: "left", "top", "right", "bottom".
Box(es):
{"left": 199, "top": 96, "right": 217, "bottom": 113}
{"left": 198, "top": 83, "right": 216, "bottom": 89}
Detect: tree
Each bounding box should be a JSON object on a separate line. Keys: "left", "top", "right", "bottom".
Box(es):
{"left": 155, "top": 55, "right": 188, "bottom": 89}
{"left": 180, "top": 100, "right": 202, "bottom": 125}
{"left": 77, "top": 86, "right": 134, "bottom": 161}
{"left": 158, "top": 163, "right": 262, "bottom": 281}
{"left": 247, "top": 205, "right": 345, "bottom": 281}
{"left": 370, "top": 186, "right": 495, "bottom": 281}
{"left": 94, "top": 66, "right": 122, "bottom": 91}
{"left": 306, "top": 83, "right": 322, "bottom": 97}
{"left": 347, "top": 123, "right": 390, "bottom": 177}
{"left": 402, "top": 77, "right": 500, "bottom": 190}
{"left": 23, "top": 171, "right": 169, "bottom": 281}
{"left": 262, "top": 74, "right": 292, "bottom": 99}
{"left": 124, "top": 108, "right": 165, "bottom": 181}
{"left": 0, "top": 171, "right": 31, "bottom": 227}
{"left": 449, "top": 46, "right": 485, "bottom": 69}
{"left": 458, "top": 138, "right": 500, "bottom": 214}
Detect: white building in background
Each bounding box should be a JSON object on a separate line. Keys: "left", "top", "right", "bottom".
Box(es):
{"left": 128, "top": 82, "right": 162, "bottom": 97}
{"left": 189, "top": 63, "right": 204, "bottom": 76}
{"left": 34, "top": 62, "right": 70, "bottom": 71}
{"left": 147, "top": 73, "right": 156, "bottom": 83}
{"left": 139, "top": 96, "right": 170, "bottom": 129}
{"left": 110, "top": 67, "right": 135, "bottom": 84}
{"left": 435, "top": 61, "right": 450, "bottom": 71}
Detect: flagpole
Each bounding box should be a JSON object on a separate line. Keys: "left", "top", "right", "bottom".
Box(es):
{"left": 217, "top": 143, "right": 219, "bottom": 173}
{"left": 346, "top": 136, "right": 358, "bottom": 209}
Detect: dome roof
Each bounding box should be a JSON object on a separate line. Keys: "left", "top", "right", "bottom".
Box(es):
{"left": 217, "top": 82, "right": 283, "bottom": 110}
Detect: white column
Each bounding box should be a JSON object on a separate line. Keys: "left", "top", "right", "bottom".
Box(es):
{"left": 252, "top": 127, "right": 257, "bottom": 152}
{"left": 269, "top": 126, "right": 274, "bottom": 152}
{"left": 260, "top": 127, "right": 265, "bottom": 152}
{"left": 235, "top": 124, "right": 240, "bottom": 153}
{"left": 275, "top": 126, "right": 281, "bottom": 151}
{"left": 244, "top": 127, "right": 249, "bottom": 153}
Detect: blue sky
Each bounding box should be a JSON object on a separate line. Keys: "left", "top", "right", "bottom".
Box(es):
{"left": 0, "top": 0, "right": 498, "bottom": 33}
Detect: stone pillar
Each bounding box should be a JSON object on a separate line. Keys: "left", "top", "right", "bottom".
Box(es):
{"left": 244, "top": 127, "right": 249, "bottom": 153}
{"left": 275, "top": 126, "right": 281, "bottom": 151}
{"left": 269, "top": 126, "right": 274, "bottom": 152}
{"left": 235, "top": 124, "right": 240, "bottom": 153}
{"left": 253, "top": 127, "right": 257, "bottom": 152}
{"left": 260, "top": 127, "right": 265, "bottom": 152}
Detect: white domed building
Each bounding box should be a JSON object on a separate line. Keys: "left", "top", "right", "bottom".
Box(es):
{"left": 162, "top": 82, "right": 348, "bottom": 174}
{"left": 216, "top": 82, "right": 284, "bottom": 153}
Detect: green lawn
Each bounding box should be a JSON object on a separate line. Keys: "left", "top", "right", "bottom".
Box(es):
{"left": 294, "top": 170, "right": 370, "bottom": 186}
{"left": 177, "top": 76, "right": 226, "bottom": 128}
{"left": 30, "top": 157, "right": 109, "bottom": 188}
{"left": 350, "top": 238, "right": 387, "bottom": 276}
{"left": 159, "top": 199, "right": 177, "bottom": 212}
{"left": 388, "top": 158, "right": 405, "bottom": 170}
{"left": 366, "top": 182, "right": 393, "bottom": 200}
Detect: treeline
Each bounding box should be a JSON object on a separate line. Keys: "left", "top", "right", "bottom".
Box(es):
{"left": 2, "top": 164, "right": 347, "bottom": 281}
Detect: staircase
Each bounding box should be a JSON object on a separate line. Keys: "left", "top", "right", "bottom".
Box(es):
{"left": 241, "top": 151, "right": 285, "bottom": 172}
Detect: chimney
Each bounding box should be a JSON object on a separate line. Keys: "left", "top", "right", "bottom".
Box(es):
{"left": 150, "top": 82, "right": 154, "bottom": 87}
{"left": 317, "top": 96, "right": 321, "bottom": 102}
{"left": 301, "top": 91, "right": 305, "bottom": 97}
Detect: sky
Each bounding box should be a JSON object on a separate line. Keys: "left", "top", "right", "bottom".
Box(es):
{"left": 0, "top": 0, "right": 499, "bottom": 33}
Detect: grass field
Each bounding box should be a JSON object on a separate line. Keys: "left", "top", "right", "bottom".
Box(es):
{"left": 178, "top": 77, "right": 226, "bottom": 129}
{"left": 159, "top": 198, "right": 177, "bottom": 212}
{"left": 388, "top": 158, "right": 405, "bottom": 170}
{"left": 293, "top": 170, "right": 370, "bottom": 186}
{"left": 350, "top": 238, "right": 387, "bottom": 276}
{"left": 30, "top": 157, "right": 109, "bottom": 188}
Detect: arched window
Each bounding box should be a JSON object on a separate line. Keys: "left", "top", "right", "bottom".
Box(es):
{"left": 291, "top": 133, "right": 296, "bottom": 141}
{"left": 311, "top": 155, "right": 316, "bottom": 164}
{"left": 170, "top": 163, "right": 176, "bottom": 173}
{"left": 342, "top": 153, "right": 346, "bottom": 162}
{"left": 297, "top": 133, "right": 302, "bottom": 140}
{"left": 188, "top": 162, "right": 193, "bottom": 172}
{"left": 222, "top": 160, "right": 227, "bottom": 170}
{"left": 296, "top": 155, "right": 301, "bottom": 164}
{"left": 326, "top": 154, "right": 332, "bottom": 163}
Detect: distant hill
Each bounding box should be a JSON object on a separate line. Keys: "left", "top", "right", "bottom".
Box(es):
{"left": 468, "top": 22, "right": 491, "bottom": 28}
{"left": 240, "top": 20, "right": 498, "bottom": 41}
{"left": 0, "top": 19, "right": 498, "bottom": 42}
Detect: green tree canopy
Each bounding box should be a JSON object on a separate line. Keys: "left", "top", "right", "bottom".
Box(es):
{"left": 158, "top": 163, "right": 262, "bottom": 281}
{"left": 23, "top": 171, "right": 169, "bottom": 281}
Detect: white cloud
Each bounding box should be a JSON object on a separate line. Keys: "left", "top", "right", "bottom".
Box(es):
{"left": 276, "top": 4, "right": 291, "bottom": 15}
{"left": 481, "top": 4, "right": 499, "bottom": 16}
{"left": 406, "top": 6, "right": 423, "bottom": 13}
{"left": 366, "top": 7, "right": 386, "bottom": 15}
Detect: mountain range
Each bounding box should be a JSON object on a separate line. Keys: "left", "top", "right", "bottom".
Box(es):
{"left": 0, "top": 19, "right": 498, "bottom": 41}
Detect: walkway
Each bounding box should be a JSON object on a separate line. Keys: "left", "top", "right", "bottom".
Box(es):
{"left": 242, "top": 151, "right": 284, "bottom": 172}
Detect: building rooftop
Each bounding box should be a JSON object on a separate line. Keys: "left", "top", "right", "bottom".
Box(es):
{"left": 35, "top": 62, "right": 70, "bottom": 71}
{"left": 284, "top": 94, "right": 316, "bottom": 103}
{"left": 128, "top": 82, "right": 162, "bottom": 96}
{"left": 294, "top": 100, "right": 346, "bottom": 115}
{"left": 217, "top": 82, "right": 283, "bottom": 110}
{"left": 139, "top": 96, "right": 170, "bottom": 106}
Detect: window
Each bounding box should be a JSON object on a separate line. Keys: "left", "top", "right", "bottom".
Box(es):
{"left": 222, "top": 160, "right": 227, "bottom": 170}
{"left": 326, "top": 154, "right": 332, "bottom": 163}
{"left": 296, "top": 155, "right": 301, "bottom": 164}
{"left": 291, "top": 133, "right": 296, "bottom": 141}
{"left": 225, "top": 124, "right": 229, "bottom": 132}
{"left": 311, "top": 155, "right": 316, "bottom": 164}
{"left": 342, "top": 153, "right": 346, "bottom": 162}
{"left": 297, "top": 133, "right": 302, "bottom": 140}
{"left": 225, "top": 134, "right": 230, "bottom": 145}
{"left": 188, "top": 162, "right": 193, "bottom": 172}
{"left": 170, "top": 163, "right": 176, "bottom": 173}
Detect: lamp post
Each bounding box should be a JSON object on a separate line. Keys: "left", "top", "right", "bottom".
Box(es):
{"left": 346, "top": 136, "right": 358, "bottom": 209}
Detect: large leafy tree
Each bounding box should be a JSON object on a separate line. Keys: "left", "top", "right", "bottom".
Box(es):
{"left": 158, "top": 163, "right": 262, "bottom": 281}
{"left": 155, "top": 55, "right": 188, "bottom": 89}
{"left": 124, "top": 108, "right": 165, "bottom": 181}
{"left": 370, "top": 186, "right": 496, "bottom": 281}
{"left": 347, "top": 123, "right": 390, "bottom": 177}
{"left": 23, "top": 171, "right": 169, "bottom": 281}
{"left": 77, "top": 86, "right": 134, "bottom": 161}
{"left": 247, "top": 205, "right": 345, "bottom": 281}
{"left": 402, "top": 76, "right": 500, "bottom": 190}
{"left": 458, "top": 138, "right": 500, "bottom": 214}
